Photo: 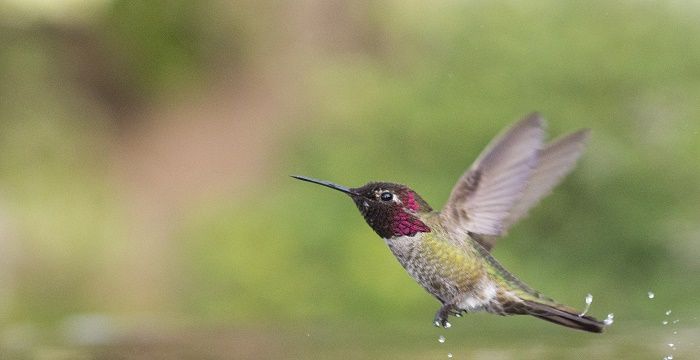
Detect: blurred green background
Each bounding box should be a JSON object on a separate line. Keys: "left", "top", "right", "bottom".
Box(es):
{"left": 1, "top": 0, "right": 699, "bottom": 359}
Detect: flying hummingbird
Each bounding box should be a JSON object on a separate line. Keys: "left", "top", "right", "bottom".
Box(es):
{"left": 292, "top": 113, "right": 605, "bottom": 333}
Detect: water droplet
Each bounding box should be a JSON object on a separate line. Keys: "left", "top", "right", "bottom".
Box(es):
{"left": 444, "top": 321, "right": 452, "bottom": 329}
{"left": 647, "top": 291, "right": 655, "bottom": 299}
{"left": 455, "top": 313, "right": 462, "bottom": 318}
{"left": 672, "top": 319, "right": 679, "bottom": 324}
{"left": 603, "top": 313, "right": 614, "bottom": 326}
{"left": 438, "top": 335, "right": 446, "bottom": 343}
{"left": 662, "top": 320, "right": 668, "bottom": 325}
{"left": 673, "top": 330, "right": 678, "bottom": 335}
{"left": 664, "top": 356, "right": 674, "bottom": 360}
{"left": 447, "top": 353, "right": 453, "bottom": 358}
{"left": 579, "top": 293, "right": 593, "bottom": 316}
{"left": 665, "top": 310, "right": 672, "bottom": 316}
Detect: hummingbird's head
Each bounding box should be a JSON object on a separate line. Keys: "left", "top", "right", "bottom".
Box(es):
{"left": 292, "top": 175, "right": 432, "bottom": 239}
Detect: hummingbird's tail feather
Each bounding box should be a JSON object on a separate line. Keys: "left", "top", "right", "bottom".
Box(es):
{"left": 520, "top": 300, "right": 605, "bottom": 333}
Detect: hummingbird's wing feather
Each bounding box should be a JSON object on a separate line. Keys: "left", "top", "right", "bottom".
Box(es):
{"left": 501, "top": 129, "right": 590, "bottom": 232}
{"left": 441, "top": 113, "right": 544, "bottom": 248}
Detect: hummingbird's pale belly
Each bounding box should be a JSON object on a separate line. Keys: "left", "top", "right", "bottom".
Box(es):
{"left": 385, "top": 233, "right": 506, "bottom": 313}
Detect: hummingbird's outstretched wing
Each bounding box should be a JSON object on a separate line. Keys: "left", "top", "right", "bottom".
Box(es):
{"left": 441, "top": 113, "right": 590, "bottom": 251}
{"left": 501, "top": 129, "right": 590, "bottom": 232}
{"left": 441, "top": 113, "right": 544, "bottom": 248}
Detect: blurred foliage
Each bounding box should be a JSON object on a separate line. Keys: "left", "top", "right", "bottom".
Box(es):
{"left": 1, "top": 0, "right": 700, "bottom": 358}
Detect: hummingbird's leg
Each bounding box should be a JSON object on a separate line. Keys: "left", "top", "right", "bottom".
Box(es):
{"left": 434, "top": 303, "right": 459, "bottom": 327}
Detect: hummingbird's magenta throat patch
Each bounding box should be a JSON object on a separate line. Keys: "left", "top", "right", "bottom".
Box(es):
{"left": 392, "top": 211, "right": 430, "bottom": 236}
{"left": 403, "top": 191, "right": 420, "bottom": 211}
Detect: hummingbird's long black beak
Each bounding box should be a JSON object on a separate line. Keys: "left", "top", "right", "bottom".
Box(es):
{"left": 291, "top": 175, "right": 359, "bottom": 196}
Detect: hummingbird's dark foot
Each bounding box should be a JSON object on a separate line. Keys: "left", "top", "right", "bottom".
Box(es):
{"left": 434, "top": 304, "right": 459, "bottom": 328}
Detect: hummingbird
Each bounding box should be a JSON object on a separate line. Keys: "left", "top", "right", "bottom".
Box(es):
{"left": 292, "top": 113, "right": 605, "bottom": 333}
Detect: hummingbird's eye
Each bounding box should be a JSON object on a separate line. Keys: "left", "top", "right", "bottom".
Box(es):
{"left": 380, "top": 192, "right": 393, "bottom": 201}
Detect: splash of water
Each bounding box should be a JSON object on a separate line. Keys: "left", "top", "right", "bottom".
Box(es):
{"left": 579, "top": 293, "right": 593, "bottom": 317}
{"left": 647, "top": 291, "right": 655, "bottom": 299}
{"left": 447, "top": 353, "right": 453, "bottom": 358}
{"left": 662, "top": 308, "right": 679, "bottom": 359}
{"left": 603, "top": 313, "right": 614, "bottom": 326}
{"left": 438, "top": 335, "right": 446, "bottom": 344}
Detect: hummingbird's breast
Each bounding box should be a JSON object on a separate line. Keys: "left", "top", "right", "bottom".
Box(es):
{"left": 384, "top": 215, "right": 489, "bottom": 306}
